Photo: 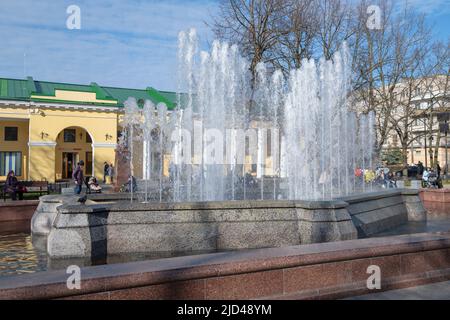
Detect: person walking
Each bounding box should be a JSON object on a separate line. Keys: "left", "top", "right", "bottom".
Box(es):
{"left": 108, "top": 163, "right": 115, "bottom": 184}
{"left": 73, "top": 160, "right": 85, "bottom": 195}
{"left": 103, "top": 162, "right": 109, "bottom": 183}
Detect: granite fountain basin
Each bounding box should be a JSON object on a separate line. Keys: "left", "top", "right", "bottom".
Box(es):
{"left": 31, "top": 189, "right": 427, "bottom": 259}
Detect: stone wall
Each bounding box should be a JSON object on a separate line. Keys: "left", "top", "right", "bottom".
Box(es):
{"left": 419, "top": 189, "right": 450, "bottom": 215}
{"left": 420, "top": 188, "right": 450, "bottom": 204}
{"left": 41, "top": 190, "right": 425, "bottom": 259}
{"left": 341, "top": 190, "right": 426, "bottom": 237}
{"left": 30, "top": 193, "right": 132, "bottom": 236}
{"left": 1, "top": 232, "right": 450, "bottom": 300}
{"left": 0, "top": 200, "right": 38, "bottom": 223}
{"left": 47, "top": 200, "right": 357, "bottom": 258}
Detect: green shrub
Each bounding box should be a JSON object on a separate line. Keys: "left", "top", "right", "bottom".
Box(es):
{"left": 381, "top": 149, "right": 404, "bottom": 165}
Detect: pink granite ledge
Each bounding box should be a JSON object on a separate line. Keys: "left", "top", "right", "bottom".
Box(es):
{"left": 423, "top": 201, "right": 450, "bottom": 214}
{"left": 1, "top": 232, "right": 450, "bottom": 300}
{"left": 267, "top": 268, "right": 450, "bottom": 300}
{"left": 0, "top": 200, "right": 39, "bottom": 222}
{"left": 0, "top": 200, "right": 39, "bottom": 207}
{"left": 420, "top": 189, "right": 450, "bottom": 203}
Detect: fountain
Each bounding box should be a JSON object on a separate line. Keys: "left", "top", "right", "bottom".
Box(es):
{"left": 32, "top": 28, "right": 426, "bottom": 259}
{"left": 120, "top": 28, "right": 376, "bottom": 203}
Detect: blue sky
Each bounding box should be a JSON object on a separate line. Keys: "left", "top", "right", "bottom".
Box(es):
{"left": 404, "top": 0, "right": 450, "bottom": 42}
{"left": 0, "top": 0, "right": 448, "bottom": 92}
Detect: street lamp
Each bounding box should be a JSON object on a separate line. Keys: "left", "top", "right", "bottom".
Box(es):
{"left": 439, "top": 120, "right": 449, "bottom": 177}
{"left": 438, "top": 112, "right": 450, "bottom": 177}
{"left": 446, "top": 126, "right": 449, "bottom": 178}
{"left": 424, "top": 119, "right": 428, "bottom": 168}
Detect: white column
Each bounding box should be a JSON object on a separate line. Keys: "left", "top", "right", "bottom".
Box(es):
{"left": 91, "top": 144, "right": 95, "bottom": 177}
{"left": 257, "top": 128, "right": 266, "bottom": 178}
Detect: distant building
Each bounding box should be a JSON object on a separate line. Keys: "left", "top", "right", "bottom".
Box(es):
{"left": 354, "top": 75, "right": 450, "bottom": 171}
{"left": 382, "top": 75, "right": 449, "bottom": 170}
{"left": 0, "top": 76, "right": 177, "bottom": 182}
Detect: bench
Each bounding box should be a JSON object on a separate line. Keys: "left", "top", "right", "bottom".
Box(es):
{"left": 24, "top": 181, "right": 50, "bottom": 197}
{"left": 1, "top": 180, "right": 49, "bottom": 201}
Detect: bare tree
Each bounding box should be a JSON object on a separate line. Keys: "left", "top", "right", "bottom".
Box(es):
{"left": 211, "top": 0, "right": 448, "bottom": 172}
{"left": 353, "top": 0, "right": 434, "bottom": 166}
{"left": 271, "top": 0, "right": 318, "bottom": 75}
{"left": 385, "top": 6, "right": 432, "bottom": 167}
{"left": 211, "top": 0, "right": 285, "bottom": 78}
{"left": 315, "top": 0, "right": 356, "bottom": 60}
{"left": 353, "top": 0, "right": 399, "bottom": 152}
{"left": 420, "top": 42, "right": 450, "bottom": 168}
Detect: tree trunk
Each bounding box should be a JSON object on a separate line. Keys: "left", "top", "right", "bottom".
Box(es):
{"left": 402, "top": 144, "right": 409, "bottom": 168}
{"left": 432, "top": 130, "right": 442, "bottom": 168}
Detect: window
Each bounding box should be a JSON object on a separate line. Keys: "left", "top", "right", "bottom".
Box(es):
{"left": 0, "top": 152, "right": 22, "bottom": 176}
{"left": 392, "top": 135, "right": 398, "bottom": 147}
{"left": 64, "top": 129, "right": 76, "bottom": 143}
{"left": 4, "top": 127, "right": 18, "bottom": 141}
{"left": 86, "top": 133, "right": 92, "bottom": 143}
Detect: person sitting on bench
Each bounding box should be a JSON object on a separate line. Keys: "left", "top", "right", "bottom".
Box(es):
{"left": 4, "top": 170, "right": 24, "bottom": 201}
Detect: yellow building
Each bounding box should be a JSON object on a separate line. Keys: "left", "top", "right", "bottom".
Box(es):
{"left": 0, "top": 76, "right": 176, "bottom": 183}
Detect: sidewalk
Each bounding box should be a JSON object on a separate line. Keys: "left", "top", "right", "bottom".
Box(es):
{"left": 345, "top": 281, "right": 450, "bottom": 300}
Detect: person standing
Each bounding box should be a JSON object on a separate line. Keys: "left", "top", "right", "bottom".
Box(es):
{"left": 422, "top": 167, "right": 430, "bottom": 188}
{"left": 73, "top": 160, "right": 85, "bottom": 195}
{"left": 103, "top": 162, "right": 109, "bottom": 183}
{"left": 108, "top": 163, "right": 115, "bottom": 184}
{"left": 436, "top": 162, "right": 441, "bottom": 178}
{"left": 417, "top": 161, "right": 424, "bottom": 177}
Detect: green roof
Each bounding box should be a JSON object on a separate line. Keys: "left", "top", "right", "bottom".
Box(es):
{"left": 0, "top": 76, "right": 180, "bottom": 110}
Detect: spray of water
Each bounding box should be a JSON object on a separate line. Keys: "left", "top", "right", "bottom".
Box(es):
{"left": 120, "top": 29, "right": 377, "bottom": 202}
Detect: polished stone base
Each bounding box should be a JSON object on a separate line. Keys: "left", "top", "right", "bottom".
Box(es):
{"left": 37, "top": 189, "right": 427, "bottom": 259}
{"left": 420, "top": 188, "right": 450, "bottom": 215}
{"left": 0, "top": 201, "right": 38, "bottom": 223}
{"left": 2, "top": 231, "right": 450, "bottom": 300}
{"left": 420, "top": 188, "right": 450, "bottom": 203}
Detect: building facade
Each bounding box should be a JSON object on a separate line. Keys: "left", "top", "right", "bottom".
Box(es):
{"left": 381, "top": 75, "right": 450, "bottom": 171}
{"left": 0, "top": 76, "right": 176, "bottom": 183}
